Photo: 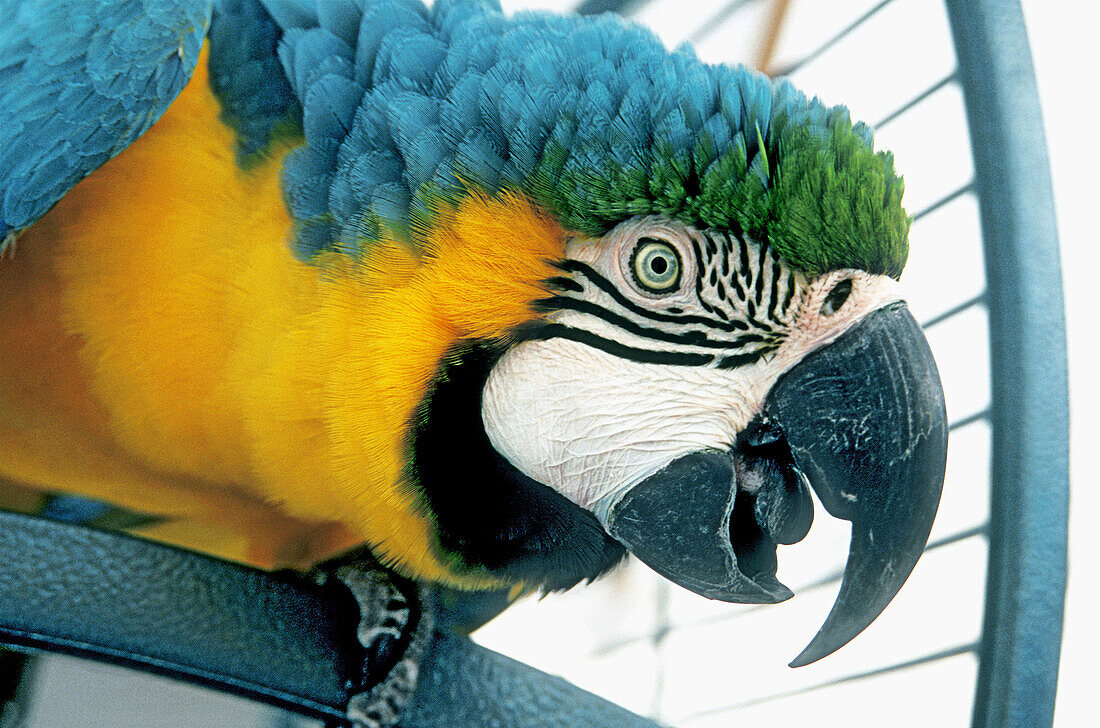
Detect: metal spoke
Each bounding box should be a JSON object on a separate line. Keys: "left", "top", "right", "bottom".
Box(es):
{"left": 770, "top": 0, "right": 899, "bottom": 77}
{"left": 685, "top": 0, "right": 762, "bottom": 45}
{"left": 680, "top": 642, "right": 979, "bottom": 720}
{"left": 592, "top": 520, "right": 989, "bottom": 658}
{"left": 922, "top": 293, "right": 986, "bottom": 330}
{"left": 875, "top": 72, "right": 959, "bottom": 130}
{"left": 913, "top": 181, "right": 977, "bottom": 222}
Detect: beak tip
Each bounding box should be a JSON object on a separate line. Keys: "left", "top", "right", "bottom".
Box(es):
{"left": 787, "top": 655, "right": 811, "bottom": 669}
{"left": 787, "top": 636, "right": 834, "bottom": 668}
{"left": 787, "top": 653, "right": 815, "bottom": 669}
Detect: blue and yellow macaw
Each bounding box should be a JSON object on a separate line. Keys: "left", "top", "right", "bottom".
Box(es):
{"left": 1, "top": 0, "right": 947, "bottom": 665}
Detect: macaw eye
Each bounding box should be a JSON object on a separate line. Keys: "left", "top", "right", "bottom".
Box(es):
{"left": 631, "top": 237, "right": 682, "bottom": 293}
{"left": 821, "top": 278, "right": 853, "bottom": 316}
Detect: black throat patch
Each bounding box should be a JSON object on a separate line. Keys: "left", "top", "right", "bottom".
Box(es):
{"left": 410, "top": 341, "right": 626, "bottom": 591}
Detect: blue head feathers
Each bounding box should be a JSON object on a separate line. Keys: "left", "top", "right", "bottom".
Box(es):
{"left": 223, "top": 0, "right": 909, "bottom": 277}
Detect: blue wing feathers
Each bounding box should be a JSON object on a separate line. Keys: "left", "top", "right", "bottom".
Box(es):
{"left": 255, "top": 0, "right": 317, "bottom": 31}
{"left": 1, "top": 0, "right": 213, "bottom": 239}
{"left": 207, "top": 0, "right": 300, "bottom": 161}
{"left": 354, "top": 5, "right": 428, "bottom": 87}
{"left": 302, "top": 74, "right": 361, "bottom": 142}
{"left": 315, "top": 0, "right": 365, "bottom": 47}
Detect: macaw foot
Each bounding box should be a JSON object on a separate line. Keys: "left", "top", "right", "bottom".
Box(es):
{"left": 313, "top": 560, "right": 435, "bottom": 728}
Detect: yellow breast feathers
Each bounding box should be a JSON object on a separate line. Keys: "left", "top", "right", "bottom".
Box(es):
{"left": 0, "top": 46, "right": 565, "bottom": 588}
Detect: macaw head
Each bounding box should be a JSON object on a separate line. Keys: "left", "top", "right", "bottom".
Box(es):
{"left": 475, "top": 218, "right": 946, "bottom": 667}
{"left": 272, "top": 0, "right": 948, "bottom": 665}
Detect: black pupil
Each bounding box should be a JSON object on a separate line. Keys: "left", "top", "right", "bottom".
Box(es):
{"left": 649, "top": 256, "right": 668, "bottom": 275}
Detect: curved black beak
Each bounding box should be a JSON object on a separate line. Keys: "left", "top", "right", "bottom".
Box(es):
{"left": 764, "top": 302, "right": 948, "bottom": 666}
{"left": 604, "top": 302, "right": 946, "bottom": 665}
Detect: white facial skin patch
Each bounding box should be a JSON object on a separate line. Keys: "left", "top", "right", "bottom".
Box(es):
{"left": 480, "top": 216, "right": 904, "bottom": 528}
{"left": 481, "top": 339, "right": 762, "bottom": 524}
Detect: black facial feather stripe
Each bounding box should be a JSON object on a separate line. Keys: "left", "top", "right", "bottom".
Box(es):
{"left": 717, "top": 351, "right": 768, "bottom": 369}
{"left": 768, "top": 261, "right": 781, "bottom": 323}
{"left": 698, "top": 230, "right": 792, "bottom": 329}
{"left": 754, "top": 246, "right": 767, "bottom": 303}
{"left": 535, "top": 229, "right": 801, "bottom": 371}
{"left": 690, "top": 238, "right": 725, "bottom": 320}
{"left": 730, "top": 272, "right": 747, "bottom": 301}
{"left": 533, "top": 296, "right": 766, "bottom": 350}
{"left": 543, "top": 275, "right": 584, "bottom": 293}
{"left": 737, "top": 231, "right": 750, "bottom": 274}
{"left": 552, "top": 260, "right": 751, "bottom": 332}
{"left": 520, "top": 323, "right": 716, "bottom": 367}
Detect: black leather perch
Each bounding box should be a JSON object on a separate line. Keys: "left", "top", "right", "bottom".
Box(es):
{"left": 402, "top": 634, "right": 664, "bottom": 728}
{"left": 0, "top": 510, "right": 357, "bottom": 720}
{"left": 0, "top": 510, "right": 663, "bottom": 727}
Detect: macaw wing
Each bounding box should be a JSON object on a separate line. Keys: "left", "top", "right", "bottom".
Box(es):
{"left": 0, "top": 0, "right": 214, "bottom": 241}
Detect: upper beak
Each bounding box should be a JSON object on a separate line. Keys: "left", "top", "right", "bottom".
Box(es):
{"left": 606, "top": 302, "right": 948, "bottom": 665}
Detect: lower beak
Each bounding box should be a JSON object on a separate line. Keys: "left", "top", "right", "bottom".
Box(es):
{"left": 607, "top": 449, "right": 796, "bottom": 604}
{"left": 606, "top": 302, "right": 948, "bottom": 664}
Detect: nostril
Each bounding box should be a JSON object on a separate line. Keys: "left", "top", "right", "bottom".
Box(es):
{"left": 821, "top": 278, "right": 853, "bottom": 316}
{"left": 737, "top": 413, "right": 786, "bottom": 451}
